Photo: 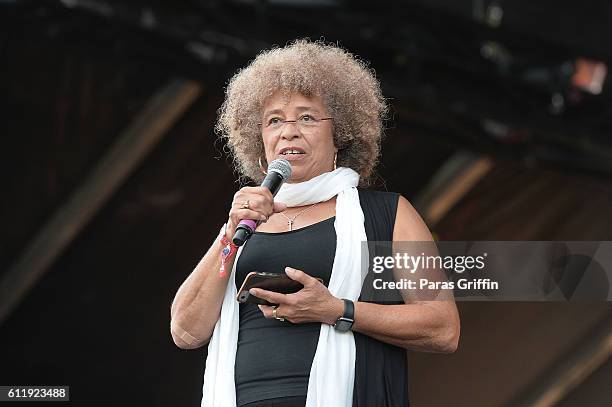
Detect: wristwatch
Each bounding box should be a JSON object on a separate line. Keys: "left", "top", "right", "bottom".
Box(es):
{"left": 333, "top": 299, "right": 355, "bottom": 332}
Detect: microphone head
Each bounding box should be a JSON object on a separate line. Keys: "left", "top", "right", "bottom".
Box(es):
{"left": 267, "top": 158, "right": 292, "bottom": 181}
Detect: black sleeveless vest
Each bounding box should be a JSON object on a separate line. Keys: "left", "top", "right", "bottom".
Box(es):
{"left": 354, "top": 188, "right": 409, "bottom": 407}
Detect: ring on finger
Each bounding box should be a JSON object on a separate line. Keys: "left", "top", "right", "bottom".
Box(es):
{"left": 272, "top": 306, "right": 284, "bottom": 322}
{"left": 241, "top": 200, "right": 250, "bottom": 210}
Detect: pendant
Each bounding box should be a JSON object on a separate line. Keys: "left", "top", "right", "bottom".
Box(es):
{"left": 288, "top": 220, "right": 294, "bottom": 231}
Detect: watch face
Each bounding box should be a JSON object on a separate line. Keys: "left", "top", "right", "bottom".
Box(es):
{"left": 334, "top": 318, "right": 354, "bottom": 332}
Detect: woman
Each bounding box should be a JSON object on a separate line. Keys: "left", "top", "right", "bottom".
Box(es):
{"left": 170, "top": 39, "right": 460, "bottom": 407}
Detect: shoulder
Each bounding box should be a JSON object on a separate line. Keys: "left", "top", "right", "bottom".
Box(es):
{"left": 357, "top": 188, "right": 400, "bottom": 241}
{"left": 357, "top": 188, "right": 400, "bottom": 222}
{"left": 356, "top": 188, "right": 431, "bottom": 241}
{"left": 357, "top": 187, "right": 400, "bottom": 208}
{"left": 394, "top": 195, "right": 433, "bottom": 241}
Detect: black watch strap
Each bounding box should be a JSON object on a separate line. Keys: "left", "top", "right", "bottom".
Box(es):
{"left": 333, "top": 299, "right": 355, "bottom": 332}
{"left": 343, "top": 298, "right": 354, "bottom": 320}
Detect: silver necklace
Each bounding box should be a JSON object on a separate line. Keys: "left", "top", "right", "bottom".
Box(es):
{"left": 278, "top": 203, "right": 319, "bottom": 231}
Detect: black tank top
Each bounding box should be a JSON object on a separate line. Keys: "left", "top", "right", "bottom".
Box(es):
{"left": 234, "top": 217, "right": 336, "bottom": 406}
{"left": 232, "top": 189, "right": 409, "bottom": 407}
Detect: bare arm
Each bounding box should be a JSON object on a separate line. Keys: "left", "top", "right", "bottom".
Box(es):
{"left": 352, "top": 300, "right": 459, "bottom": 352}
{"left": 170, "top": 236, "right": 235, "bottom": 349}
{"left": 351, "top": 196, "right": 460, "bottom": 352}
{"left": 169, "top": 187, "right": 286, "bottom": 349}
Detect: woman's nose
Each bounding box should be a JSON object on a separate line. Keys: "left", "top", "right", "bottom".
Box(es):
{"left": 279, "top": 121, "right": 301, "bottom": 140}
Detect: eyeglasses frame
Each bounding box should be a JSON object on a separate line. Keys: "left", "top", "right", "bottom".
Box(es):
{"left": 258, "top": 116, "right": 334, "bottom": 134}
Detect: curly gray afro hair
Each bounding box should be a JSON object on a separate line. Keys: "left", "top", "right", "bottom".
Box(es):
{"left": 216, "top": 39, "right": 388, "bottom": 186}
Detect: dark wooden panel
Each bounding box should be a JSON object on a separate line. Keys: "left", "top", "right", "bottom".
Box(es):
{"left": 409, "top": 159, "right": 612, "bottom": 407}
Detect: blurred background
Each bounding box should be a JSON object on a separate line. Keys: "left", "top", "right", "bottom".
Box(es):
{"left": 1, "top": 0, "right": 611, "bottom": 406}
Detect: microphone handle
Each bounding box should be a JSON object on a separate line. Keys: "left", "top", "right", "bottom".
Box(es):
{"left": 232, "top": 223, "right": 254, "bottom": 247}
{"left": 261, "top": 171, "right": 284, "bottom": 196}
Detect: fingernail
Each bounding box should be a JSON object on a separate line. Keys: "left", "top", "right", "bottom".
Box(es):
{"left": 249, "top": 288, "right": 257, "bottom": 295}
{"left": 285, "top": 267, "right": 294, "bottom": 274}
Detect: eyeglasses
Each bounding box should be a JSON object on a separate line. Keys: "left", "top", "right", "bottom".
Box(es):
{"left": 260, "top": 114, "right": 333, "bottom": 135}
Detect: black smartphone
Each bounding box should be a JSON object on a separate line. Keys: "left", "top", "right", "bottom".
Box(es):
{"left": 236, "top": 271, "right": 323, "bottom": 305}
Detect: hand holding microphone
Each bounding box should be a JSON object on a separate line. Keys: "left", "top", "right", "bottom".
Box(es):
{"left": 226, "top": 159, "right": 292, "bottom": 246}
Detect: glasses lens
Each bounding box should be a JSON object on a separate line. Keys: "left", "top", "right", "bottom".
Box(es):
{"left": 298, "top": 116, "right": 318, "bottom": 127}
{"left": 263, "top": 116, "right": 327, "bottom": 135}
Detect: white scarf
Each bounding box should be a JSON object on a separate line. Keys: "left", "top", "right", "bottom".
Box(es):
{"left": 202, "top": 167, "right": 368, "bottom": 407}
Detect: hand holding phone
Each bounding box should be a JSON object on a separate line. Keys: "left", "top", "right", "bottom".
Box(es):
{"left": 236, "top": 271, "right": 323, "bottom": 305}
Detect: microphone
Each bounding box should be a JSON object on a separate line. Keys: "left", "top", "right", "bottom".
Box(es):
{"left": 232, "top": 158, "right": 292, "bottom": 246}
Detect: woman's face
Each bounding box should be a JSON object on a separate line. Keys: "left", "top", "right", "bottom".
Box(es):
{"left": 261, "top": 91, "right": 336, "bottom": 183}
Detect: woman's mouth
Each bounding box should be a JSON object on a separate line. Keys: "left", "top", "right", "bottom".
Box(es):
{"left": 280, "top": 149, "right": 304, "bottom": 156}
{"left": 278, "top": 147, "right": 306, "bottom": 161}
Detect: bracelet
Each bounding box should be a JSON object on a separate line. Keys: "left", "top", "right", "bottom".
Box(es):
{"left": 219, "top": 226, "right": 238, "bottom": 278}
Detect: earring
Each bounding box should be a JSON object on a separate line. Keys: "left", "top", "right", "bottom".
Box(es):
{"left": 333, "top": 152, "right": 337, "bottom": 170}
{"left": 258, "top": 156, "right": 268, "bottom": 175}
